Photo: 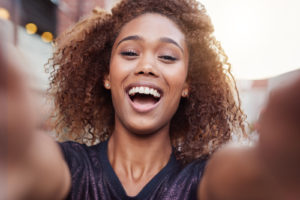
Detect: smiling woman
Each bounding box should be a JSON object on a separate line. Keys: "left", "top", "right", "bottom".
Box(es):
{"left": 49, "top": 0, "right": 245, "bottom": 165}
{"left": 44, "top": 0, "right": 246, "bottom": 198}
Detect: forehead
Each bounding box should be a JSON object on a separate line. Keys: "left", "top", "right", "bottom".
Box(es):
{"left": 114, "top": 13, "right": 186, "bottom": 46}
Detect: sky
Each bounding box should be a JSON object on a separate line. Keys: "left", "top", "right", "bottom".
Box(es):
{"left": 199, "top": 0, "right": 300, "bottom": 80}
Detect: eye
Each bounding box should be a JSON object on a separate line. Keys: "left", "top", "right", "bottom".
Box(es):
{"left": 120, "top": 50, "right": 138, "bottom": 57}
{"left": 158, "top": 55, "right": 177, "bottom": 62}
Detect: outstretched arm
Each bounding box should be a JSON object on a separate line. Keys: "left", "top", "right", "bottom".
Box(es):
{"left": 0, "top": 35, "right": 71, "bottom": 200}
{"left": 198, "top": 76, "right": 300, "bottom": 200}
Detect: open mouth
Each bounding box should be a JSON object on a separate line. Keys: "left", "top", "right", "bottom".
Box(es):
{"left": 127, "top": 86, "right": 162, "bottom": 112}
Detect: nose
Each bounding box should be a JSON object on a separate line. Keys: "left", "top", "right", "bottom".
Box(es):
{"left": 134, "top": 54, "right": 159, "bottom": 77}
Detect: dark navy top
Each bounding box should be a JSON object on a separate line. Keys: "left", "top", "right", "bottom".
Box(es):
{"left": 59, "top": 140, "right": 207, "bottom": 200}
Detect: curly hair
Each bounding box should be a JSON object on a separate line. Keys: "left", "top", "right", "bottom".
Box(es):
{"left": 47, "top": 0, "right": 246, "bottom": 165}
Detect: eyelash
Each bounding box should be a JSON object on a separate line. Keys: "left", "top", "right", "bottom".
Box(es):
{"left": 158, "top": 55, "right": 177, "bottom": 61}
{"left": 120, "top": 51, "right": 177, "bottom": 62}
{"left": 120, "top": 50, "right": 138, "bottom": 57}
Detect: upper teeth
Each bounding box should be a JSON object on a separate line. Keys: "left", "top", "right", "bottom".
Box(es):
{"left": 128, "top": 86, "right": 161, "bottom": 98}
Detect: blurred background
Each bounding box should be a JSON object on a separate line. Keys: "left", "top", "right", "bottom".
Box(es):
{"left": 0, "top": 0, "right": 299, "bottom": 135}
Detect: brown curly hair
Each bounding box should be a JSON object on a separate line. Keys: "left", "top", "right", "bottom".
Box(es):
{"left": 47, "top": 0, "right": 246, "bottom": 165}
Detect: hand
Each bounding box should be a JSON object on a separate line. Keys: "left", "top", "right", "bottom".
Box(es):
{"left": 257, "top": 75, "right": 300, "bottom": 196}
{"left": 198, "top": 78, "right": 300, "bottom": 200}
{"left": 0, "top": 37, "right": 38, "bottom": 163}
{"left": 0, "top": 24, "right": 70, "bottom": 200}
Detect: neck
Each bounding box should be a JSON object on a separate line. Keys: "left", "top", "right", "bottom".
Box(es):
{"left": 107, "top": 120, "right": 172, "bottom": 195}
{"left": 108, "top": 124, "right": 172, "bottom": 175}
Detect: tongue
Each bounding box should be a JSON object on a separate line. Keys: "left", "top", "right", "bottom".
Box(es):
{"left": 132, "top": 95, "right": 157, "bottom": 110}
{"left": 133, "top": 95, "right": 156, "bottom": 106}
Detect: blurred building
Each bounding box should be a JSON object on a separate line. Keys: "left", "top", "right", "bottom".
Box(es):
{"left": 0, "top": 0, "right": 119, "bottom": 91}
{"left": 0, "top": 0, "right": 120, "bottom": 36}
{"left": 57, "top": 0, "right": 119, "bottom": 34}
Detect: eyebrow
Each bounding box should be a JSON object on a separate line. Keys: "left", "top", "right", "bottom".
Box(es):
{"left": 159, "top": 37, "right": 184, "bottom": 53}
{"left": 117, "top": 35, "right": 141, "bottom": 47}
{"left": 116, "top": 35, "right": 184, "bottom": 53}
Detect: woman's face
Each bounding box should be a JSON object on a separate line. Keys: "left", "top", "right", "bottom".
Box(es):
{"left": 107, "top": 13, "right": 189, "bottom": 135}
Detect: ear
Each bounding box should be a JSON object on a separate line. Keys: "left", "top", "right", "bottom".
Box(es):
{"left": 181, "top": 82, "right": 189, "bottom": 98}
{"left": 103, "top": 74, "right": 111, "bottom": 90}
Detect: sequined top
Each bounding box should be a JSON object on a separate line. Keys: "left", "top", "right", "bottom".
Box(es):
{"left": 59, "top": 140, "right": 207, "bottom": 200}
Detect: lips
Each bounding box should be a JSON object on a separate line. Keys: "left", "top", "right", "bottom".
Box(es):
{"left": 125, "top": 83, "right": 163, "bottom": 113}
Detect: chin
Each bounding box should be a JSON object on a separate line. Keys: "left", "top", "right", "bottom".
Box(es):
{"left": 125, "top": 120, "right": 169, "bottom": 136}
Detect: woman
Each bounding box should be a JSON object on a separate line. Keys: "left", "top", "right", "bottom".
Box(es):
{"left": 48, "top": 0, "right": 244, "bottom": 198}
{"left": 3, "top": 0, "right": 300, "bottom": 199}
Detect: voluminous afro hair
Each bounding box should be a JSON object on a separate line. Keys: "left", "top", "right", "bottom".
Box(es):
{"left": 47, "top": 0, "right": 246, "bottom": 165}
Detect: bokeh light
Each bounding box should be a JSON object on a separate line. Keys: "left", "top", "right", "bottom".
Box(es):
{"left": 0, "top": 7, "right": 10, "bottom": 20}
{"left": 25, "top": 23, "right": 38, "bottom": 34}
{"left": 41, "top": 32, "right": 53, "bottom": 43}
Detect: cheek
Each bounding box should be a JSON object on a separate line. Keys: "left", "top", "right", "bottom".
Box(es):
{"left": 162, "top": 63, "right": 188, "bottom": 116}
{"left": 108, "top": 57, "right": 132, "bottom": 107}
{"left": 163, "top": 63, "right": 188, "bottom": 90}
{"left": 109, "top": 56, "right": 133, "bottom": 85}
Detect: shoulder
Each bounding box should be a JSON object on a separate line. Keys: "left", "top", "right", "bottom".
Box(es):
{"left": 58, "top": 140, "right": 106, "bottom": 169}
{"left": 59, "top": 141, "right": 88, "bottom": 155}
{"left": 181, "top": 158, "right": 208, "bottom": 181}
{"left": 178, "top": 158, "right": 208, "bottom": 190}
{"left": 59, "top": 140, "right": 105, "bottom": 155}
{"left": 58, "top": 141, "right": 108, "bottom": 199}
{"left": 159, "top": 158, "right": 208, "bottom": 199}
